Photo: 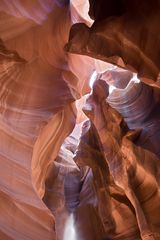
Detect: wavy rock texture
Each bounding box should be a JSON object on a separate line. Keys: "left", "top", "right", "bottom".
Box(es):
{"left": 75, "top": 120, "right": 141, "bottom": 240}
{"left": 66, "top": 0, "right": 160, "bottom": 89}
{"left": 43, "top": 124, "right": 81, "bottom": 240}
{"left": 76, "top": 80, "right": 160, "bottom": 239}
{"left": 107, "top": 79, "right": 160, "bottom": 157}
{"left": 43, "top": 122, "right": 105, "bottom": 240}
{"left": 0, "top": 1, "right": 79, "bottom": 240}
{"left": 0, "top": 1, "right": 160, "bottom": 240}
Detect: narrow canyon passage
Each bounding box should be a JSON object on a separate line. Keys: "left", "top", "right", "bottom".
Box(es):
{"left": 0, "top": 1, "right": 160, "bottom": 240}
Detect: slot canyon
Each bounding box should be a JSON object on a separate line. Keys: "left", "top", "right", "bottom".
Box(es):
{"left": 0, "top": 1, "right": 160, "bottom": 239}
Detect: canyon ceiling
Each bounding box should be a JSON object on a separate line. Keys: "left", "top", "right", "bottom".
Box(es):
{"left": 0, "top": 1, "right": 160, "bottom": 240}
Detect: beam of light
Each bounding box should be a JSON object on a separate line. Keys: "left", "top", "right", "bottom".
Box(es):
{"left": 89, "top": 70, "right": 98, "bottom": 88}
{"left": 131, "top": 73, "right": 140, "bottom": 83}
{"left": 63, "top": 213, "right": 77, "bottom": 240}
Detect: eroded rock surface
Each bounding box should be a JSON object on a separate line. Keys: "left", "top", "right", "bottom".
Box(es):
{"left": 77, "top": 80, "right": 160, "bottom": 239}
{"left": 0, "top": 1, "right": 160, "bottom": 240}
{"left": 66, "top": 0, "right": 160, "bottom": 88}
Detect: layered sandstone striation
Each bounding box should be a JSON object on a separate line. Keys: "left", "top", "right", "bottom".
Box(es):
{"left": 0, "top": 1, "right": 160, "bottom": 240}
{"left": 66, "top": 0, "right": 160, "bottom": 88}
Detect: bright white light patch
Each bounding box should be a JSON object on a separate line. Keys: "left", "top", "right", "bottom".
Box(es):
{"left": 131, "top": 73, "right": 140, "bottom": 83}
{"left": 109, "top": 85, "right": 116, "bottom": 94}
{"left": 63, "top": 214, "right": 77, "bottom": 240}
{"left": 89, "top": 70, "right": 98, "bottom": 88}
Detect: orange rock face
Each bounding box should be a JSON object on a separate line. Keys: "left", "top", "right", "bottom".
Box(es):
{"left": 66, "top": 0, "right": 160, "bottom": 88}
{"left": 0, "top": 1, "right": 160, "bottom": 240}
{"left": 77, "top": 80, "right": 160, "bottom": 239}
